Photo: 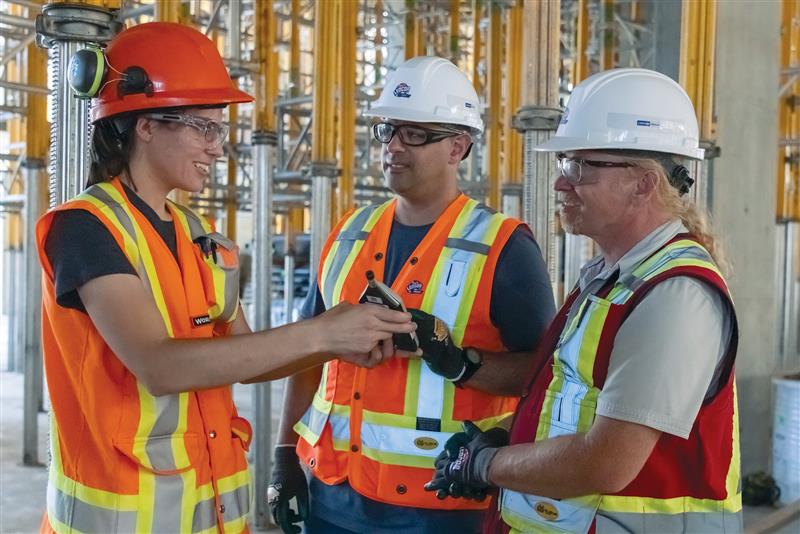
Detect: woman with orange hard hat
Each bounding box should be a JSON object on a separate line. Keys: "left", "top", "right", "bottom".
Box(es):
{"left": 36, "top": 22, "right": 415, "bottom": 533}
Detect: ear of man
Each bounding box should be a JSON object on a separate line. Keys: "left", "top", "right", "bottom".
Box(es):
{"left": 448, "top": 133, "right": 472, "bottom": 164}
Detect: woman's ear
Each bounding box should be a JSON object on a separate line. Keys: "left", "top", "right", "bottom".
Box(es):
{"left": 134, "top": 116, "right": 155, "bottom": 143}
{"left": 634, "top": 168, "right": 659, "bottom": 204}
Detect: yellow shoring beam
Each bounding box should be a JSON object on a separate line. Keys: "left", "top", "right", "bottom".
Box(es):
{"left": 472, "top": 0, "right": 483, "bottom": 94}
{"left": 50, "top": 0, "right": 121, "bottom": 7}
{"left": 521, "top": 0, "right": 560, "bottom": 107}
{"left": 312, "top": 0, "right": 338, "bottom": 221}
{"left": 374, "top": 0, "right": 384, "bottom": 83}
{"left": 155, "top": 0, "right": 182, "bottom": 24}
{"left": 450, "top": 0, "right": 460, "bottom": 61}
{"left": 486, "top": 1, "right": 502, "bottom": 208}
{"left": 573, "top": 0, "right": 589, "bottom": 85}
{"left": 291, "top": 0, "right": 301, "bottom": 97}
{"left": 503, "top": 1, "right": 523, "bottom": 186}
{"left": 254, "top": 0, "right": 278, "bottom": 131}
{"left": 337, "top": 0, "right": 357, "bottom": 218}
{"left": 26, "top": 10, "right": 48, "bottom": 161}
{"left": 779, "top": 0, "right": 800, "bottom": 221}
{"left": 679, "top": 0, "right": 717, "bottom": 141}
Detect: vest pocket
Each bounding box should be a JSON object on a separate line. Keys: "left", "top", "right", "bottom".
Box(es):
{"left": 113, "top": 433, "right": 203, "bottom": 475}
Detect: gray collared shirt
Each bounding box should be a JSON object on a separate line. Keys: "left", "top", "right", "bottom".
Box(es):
{"left": 576, "top": 220, "right": 733, "bottom": 438}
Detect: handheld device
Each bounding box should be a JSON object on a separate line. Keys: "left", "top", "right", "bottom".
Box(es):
{"left": 359, "top": 271, "right": 419, "bottom": 352}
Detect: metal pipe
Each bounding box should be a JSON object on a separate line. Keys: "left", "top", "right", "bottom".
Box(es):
{"left": 284, "top": 251, "right": 295, "bottom": 324}
{"left": 250, "top": 130, "right": 276, "bottom": 530}
{"left": 0, "top": 79, "right": 49, "bottom": 94}
{"left": 23, "top": 160, "right": 45, "bottom": 466}
{"left": 0, "top": 12, "right": 36, "bottom": 29}
{"left": 5, "top": 0, "right": 43, "bottom": 9}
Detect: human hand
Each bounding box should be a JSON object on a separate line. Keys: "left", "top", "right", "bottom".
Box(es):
{"left": 267, "top": 445, "right": 308, "bottom": 533}
{"left": 312, "top": 302, "right": 416, "bottom": 367}
{"left": 424, "top": 421, "right": 508, "bottom": 501}
{"left": 409, "top": 309, "right": 468, "bottom": 380}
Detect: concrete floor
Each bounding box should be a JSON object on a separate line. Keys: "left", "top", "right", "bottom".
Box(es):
{"left": 1, "top": 369, "right": 797, "bottom": 533}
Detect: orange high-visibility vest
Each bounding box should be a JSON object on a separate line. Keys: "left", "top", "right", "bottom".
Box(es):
{"left": 36, "top": 178, "right": 251, "bottom": 533}
{"left": 296, "top": 194, "right": 524, "bottom": 510}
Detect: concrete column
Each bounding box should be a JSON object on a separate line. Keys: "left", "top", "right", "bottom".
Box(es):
{"left": 714, "top": 0, "right": 781, "bottom": 473}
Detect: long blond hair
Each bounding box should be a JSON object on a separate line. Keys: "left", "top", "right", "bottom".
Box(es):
{"left": 618, "top": 151, "right": 731, "bottom": 276}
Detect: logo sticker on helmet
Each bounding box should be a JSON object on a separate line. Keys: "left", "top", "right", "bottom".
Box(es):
{"left": 465, "top": 102, "right": 473, "bottom": 108}
{"left": 560, "top": 107, "right": 569, "bottom": 125}
{"left": 406, "top": 280, "right": 423, "bottom": 294}
{"left": 393, "top": 82, "right": 411, "bottom": 98}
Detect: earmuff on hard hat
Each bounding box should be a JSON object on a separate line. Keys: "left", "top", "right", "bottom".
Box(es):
{"left": 67, "top": 47, "right": 153, "bottom": 99}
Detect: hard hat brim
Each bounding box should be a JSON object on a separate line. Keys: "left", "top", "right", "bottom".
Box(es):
{"left": 534, "top": 135, "right": 705, "bottom": 160}
{"left": 92, "top": 86, "right": 254, "bottom": 122}
{"left": 363, "top": 106, "right": 483, "bottom": 133}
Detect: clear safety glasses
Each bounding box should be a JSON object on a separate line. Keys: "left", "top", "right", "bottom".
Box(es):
{"left": 556, "top": 152, "right": 636, "bottom": 185}
{"left": 372, "top": 122, "right": 465, "bottom": 147}
{"left": 145, "top": 113, "right": 230, "bottom": 147}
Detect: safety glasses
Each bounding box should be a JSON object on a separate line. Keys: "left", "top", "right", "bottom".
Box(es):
{"left": 556, "top": 152, "right": 636, "bottom": 184}
{"left": 145, "top": 113, "right": 230, "bottom": 147}
{"left": 372, "top": 122, "right": 465, "bottom": 147}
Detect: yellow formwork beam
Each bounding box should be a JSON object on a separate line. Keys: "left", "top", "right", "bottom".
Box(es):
{"left": 503, "top": 1, "right": 523, "bottom": 186}
{"left": 472, "top": 0, "right": 483, "bottom": 95}
{"left": 290, "top": 0, "right": 302, "bottom": 96}
{"left": 155, "top": 0, "right": 186, "bottom": 24}
{"left": 601, "top": 0, "right": 615, "bottom": 70}
{"left": 49, "top": 0, "right": 121, "bottom": 7}
{"left": 679, "top": 0, "right": 717, "bottom": 141}
{"left": 573, "top": 0, "right": 590, "bottom": 85}
{"left": 779, "top": 0, "right": 800, "bottom": 222}
{"left": 254, "top": 0, "right": 278, "bottom": 131}
{"left": 450, "top": 0, "right": 460, "bottom": 61}
{"left": 405, "top": 0, "right": 423, "bottom": 58}
{"left": 520, "top": 0, "right": 560, "bottom": 107}
{"left": 374, "top": 0, "right": 384, "bottom": 83}
{"left": 337, "top": 0, "right": 357, "bottom": 217}
{"left": 486, "top": 1, "right": 502, "bottom": 208}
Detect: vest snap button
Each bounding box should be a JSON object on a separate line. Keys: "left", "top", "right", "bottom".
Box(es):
{"left": 353, "top": 392, "right": 361, "bottom": 400}
{"left": 309, "top": 458, "right": 317, "bottom": 468}
{"left": 351, "top": 444, "right": 359, "bottom": 452}
{"left": 374, "top": 252, "right": 384, "bottom": 261}
{"left": 219, "top": 504, "right": 225, "bottom": 514}
{"left": 410, "top": 257, "right": 418, "bottom": 265}
{"left": 396, "top": 484, "right": 407, "bottom": 494}
{"left": 209, "top": 430, "right": 217, "bottom": 439}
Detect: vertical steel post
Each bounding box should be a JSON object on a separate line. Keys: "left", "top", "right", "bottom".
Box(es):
{"left": 250, "top": 131, "right": 276, "bottom": 529}
{"left": 23, "top": 160, "right": 45, "bottom": 466}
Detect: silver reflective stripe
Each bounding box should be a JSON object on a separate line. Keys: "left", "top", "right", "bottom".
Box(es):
{"left": 321, "top": 205, "right": 380, "bottom": 308}
{"left": 329, "top": 413, "right": 351, "bottom": 442}
{"left": 151, "top": 475, "right": 184, "bottom": 533}
{"left": 299, "top": 401, "right": 330, "bottom": 441}
{"left": 596, "top": 509, "right": 743, "bottom": 533}
{"left": 444, "top": 237, "right": 490, "bottom": 255}
{"left": 611, "top": 246, "right": 712, "bottom": 304}
{"left": 416, "top": 361, "right": 444, "bottom": 421}
{"left": 361, "top": 420, "right": 449, "bottom": 458}
{"left": 192, "top": 496, "right": 218, "bottom": 532}
{"left": 147, "top": 395, "right": 181, "bottom": 468}
{"left": 48, "top": 482, "right": 138, "bottom": 533}
{"left": 172, "top": 203, "right": 207, "bottom": 240}
{"left": 502, "top": 489, "right": 599, "bottom": 534}
{"left": 220, "top": 483, "right": 250, "bottom": 522}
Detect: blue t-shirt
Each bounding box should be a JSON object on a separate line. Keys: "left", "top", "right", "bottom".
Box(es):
{"left": 300, "top": 218, "right": 555, "bottom": 533}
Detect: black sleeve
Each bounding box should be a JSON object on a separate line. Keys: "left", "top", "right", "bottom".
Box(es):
{"left": 299, "top": 278, "right": 327, "bottom": 320}
{"left": 489, "top": 226, "right": 557, "bottom": 352}
{"left": 44, "top": 209, "right": 137, "bottom": 313}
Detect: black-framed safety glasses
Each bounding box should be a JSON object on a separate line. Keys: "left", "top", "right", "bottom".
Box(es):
{"left": 556, "top": 152, "right": 636, "bottom": 184}
{"left": 372, "top": 122, "right": 465, "bottom": 147}
{"left": 145, "top": 112, "right": 230, "bottom": 147}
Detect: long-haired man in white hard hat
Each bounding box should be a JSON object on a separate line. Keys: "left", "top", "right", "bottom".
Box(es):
{"left": 270, "top": 57, "right": 556, "bottom": 533}
{"left": 426, "top": 68, "right": 742, "bottom": 534}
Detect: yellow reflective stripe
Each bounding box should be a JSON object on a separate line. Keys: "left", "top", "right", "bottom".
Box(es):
{"left": 47, "top": 515, "right": 81, "bottom": 534}
{"left": 448, "top": 197, "right": 479, "bottom": 236}
{"left": 727, "top": 383, "right": 742, "bottom": 506}
{"left": 360, "top": 407, "right": 510, "bottom": 433}
{"left": 360, "top": 446, "right": 434, "bottom": 469}
{"left": 76, "top": 193, "right": 141, "bottom": 268}
{"left": 95, "top": 183, "right": 174, "bottom": 337}
{"left": 217, "top": 469, "right": 251, "bottom": 494}
{"left": 330, "top": 203, "right": 389, "bottom": 306}
{"left": 403, "top": 359, "right": 422, "bottom": 417}
{"left": 451, "top": 213, "right": 505, "bottom": 345}
{"left": 575, "top": 300, "right": 609, "bottom": 387}
{"left": 599, "top": 492, "right": 742, "bottom": 514}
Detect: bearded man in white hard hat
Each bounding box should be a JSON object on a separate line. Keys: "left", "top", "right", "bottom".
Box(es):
{"left": 425, "top": 68, "right": 742, "bottom": 534}
{"left": 269, "top": 57, "right": 556, "bottom": 533}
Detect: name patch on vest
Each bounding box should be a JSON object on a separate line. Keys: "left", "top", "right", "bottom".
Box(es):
{"left": 535, "top": 501, "right": 559, "bottom": 521}
{"left": 192, "top": 315, "right": 212, "bottom": 327}
{"left": 416, "top": 417, "right": 441, "bottom": 432}
{"left": 414, "top": 437, "right": 439, "bottom": 450}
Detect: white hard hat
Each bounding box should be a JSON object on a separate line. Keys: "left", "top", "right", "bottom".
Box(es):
{"left": 364, "top": 56, "right": 483, "bottom": 133}
{"left": 537, "top": 68, "right": 704, "bottom": 160}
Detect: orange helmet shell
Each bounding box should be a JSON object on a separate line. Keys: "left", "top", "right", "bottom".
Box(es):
{"left": 91, "top": 22, "right": 253, "bottom": 122}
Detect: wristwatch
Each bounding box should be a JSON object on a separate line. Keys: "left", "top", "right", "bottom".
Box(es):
{"left": 454, "top": 347, "right": 483, "bottom": 387}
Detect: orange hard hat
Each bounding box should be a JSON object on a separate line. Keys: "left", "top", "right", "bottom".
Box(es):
{"left": 91, "top": 22, "right": 253, "bottom": 122}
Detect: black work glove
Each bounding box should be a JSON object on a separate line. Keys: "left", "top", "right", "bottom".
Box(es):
{"left": 267, "top": 445, "right": 309, "bottom": 534}
{"left": 409, "top": 309, "right": 468, "bottom": 380}
{"left": 424, "top": 421, "right": 509, "bottom": 501}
